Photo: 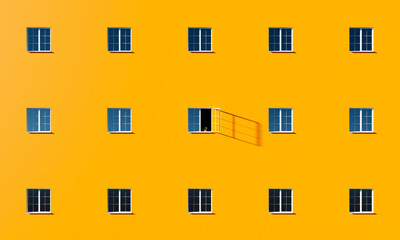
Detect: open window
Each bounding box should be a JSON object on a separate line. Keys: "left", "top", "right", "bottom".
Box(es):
{"left": 188, "top": 108, "right": 220, "bottom": 133}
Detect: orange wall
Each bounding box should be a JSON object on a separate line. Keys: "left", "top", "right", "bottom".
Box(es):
{"left": 0, "top": 0, "right": 399, "bottom": 239}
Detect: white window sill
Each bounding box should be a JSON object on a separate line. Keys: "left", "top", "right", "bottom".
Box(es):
{"left": 108, "top": 212, "right": 133, "bottom": 215}
{"left": 27, "top": 51, "right": 52, "bottom": 53}
{"left": 350, "top": 131, "right": 375, "bottom": 134}
{"left": 108, "top": 51, "right": 133, "bottom": 53}
{"left": 189, "top": 51, "right": 213, "bottom": 53}
{"left": 189, "top": 212, "right": 214, "bottom": 215}
{"left": 350, "top": 51, "right": 375, "bottom": 53}
{"left": 27, "top": 131, "right": 52, "bottom": 134}
{"left": 270, "top": 131, "right": 294, "bottom": 134}
{"left": 108, "top": 131, "right": 133, "bottom": 134}
{"left": 27, "top": 212, "right": 52, "bottom": 214}
{"left": 269, "top": 212, "right": 294, "bottom": 215}
{"left": 189, "top": 131, "right": 214, "bottom": 134}
{"left": 269, "top": 51, "right": 294, "bottom": 53}
{"left": 350, "top": 212, "right": 375, "bottom": 215}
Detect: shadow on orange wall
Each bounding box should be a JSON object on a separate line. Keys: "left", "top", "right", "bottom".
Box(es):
{"left": 218, "top": 111, "right": 261, "bottom": 146}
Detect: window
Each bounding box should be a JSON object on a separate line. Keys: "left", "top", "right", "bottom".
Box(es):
{"left": 350, "top": 28, "right": 373, "bottom": 52}
{"left": 188, "top": 28, "right": 212, "bottom": 52}
{"left": 108, "top": 189, "right": 131, "bottom": 213}
{"left": 350, "top": 189, "right": 373, "bottom": 213}
{"left": 269, "top": 189, "right": 293, "bottom": 213}
{"left": 188, "top": 189, "right": 212, "bottom": 213}
{"left": 269, "top": 108, "right": 293, "bottom": 133}
{"left": 27, "top": 189, "right": 51, "bottom": 213}
{"left": 269, "top": 28, "right": 293, "bottom": 52}
{"left": 108, "top": 28, "right": 132, "bottom": 52}
{"left": 107, "top": 108, "right": 132, "bottom": 133}
{"left": 27, "top": 28, "right": 51, "bottom": 52}
{"left": 188, "top": 108, "right": 220, "bottom": 133}
{"left": 27, "top": 108, "right": 51, "bottom": 133}
{"left": 349, "top": 108, "right": 373, "bottom": 133}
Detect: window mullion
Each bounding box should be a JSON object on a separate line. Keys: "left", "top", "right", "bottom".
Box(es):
{"left": 199, "top": 109, "right": 201, "bottom": 132}
{"left": 279, "top": 190, "right": 282, "bottom": 212}
{"left": 38, "top": 28, "right": 41, "bottom": 51}
{"left": 279, "top": 109, "right": 282, "bottom": 132}
{"left": 199, "top": 29, "right": 202, "bottom": 51}
{"left": 199, "top": 190, "right": 202, "bottom": 212}
{"left": 360, "top": 109, "right": 362, "bottom": 132}
{"left": 279, "top": 29, "right": 282, "bottom": 51}
{"left": 360, "top": 28, "right": 363, "bottom": 51}
{"left": 119, "top": 29, "right": 121, "bottom": 51}
{"left": 38, "top": 109, "right": 41, "bottom": 132}
{"left": 119, "top": 190, "right": 121, "bottom": 212}
{"left": 119, "top": 109, "right": 121, "bottom": 132}
{"left": 360, "top": 190, "right": 363, "bottom": 212}
{"left": 38, "top": 190, "right": 41, "bottom": 212}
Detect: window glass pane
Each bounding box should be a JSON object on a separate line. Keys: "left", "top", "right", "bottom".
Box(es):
{"left": 120, "top": 28, "right": 131, "bottom": 51}
{"left": 40, "top": 108, "right": 51, "bottom": 132}
{"left": 108, "top": 28, "right": 120, "bottom": 51}
{"left": 27, "top": 28, "right": 39, "bottom": 51}
{"left": 269, "top": 28, "right": 280, "bottom": 51}
{"left": 362, "top": 189, "right": 372, "bottom": 212}
{"left": 27, "top": 108, "right": 39, "bottom": 132}
{"left": 40, "top": 189, "right": 50, "bottom": 212}
{"left": 201, "top": 189, "right": 212, "bottom": 212}
{"left": 188, "top": 108, "right": 200, "bottom": 132}
{"left": 39, "top": 28, "right": 51, "bottom": 51}
{"left": 201, "top": 28, "right": 212, "bottom": 51}
{"left": 108, "top": 189, "right": 120, "bottom": 212}
{"left": 27, "top": 189, "right": 39, "bottom": 212}
{"left": 188, "top": 189, "right": 200, "bottom": 212}
{"left": 350, "top": 189, "right": 361, "bottom": 212}
{"left": 281, "top": 109, "right": 292, "bottom": 132}
{"left": 281, "top": 28, "right": 292, "bottom": 51}
{"left": 281, "top": 189, "right": 292, "bottom": 212}
{"left": 108, "top": 108, "right": 120, "bottom": 132}
{"left": 188, "top": 28, "right": 200, "bottom": 51}
{"left": 120, "top": 108, "right": 131, "bottom": 132}
{"left": 120, "top": 189, "right": 131, "bottom": 212}
{"left": 269, "top": 108, "right": 280, "bottom": 132}
{"left": 362, "top": 28, "right": 372, "bottom": 51}
{"left": 361, "top": 109, "right": 372, "bottom": 132}
{"left": 350, "top": 28, "right": 361, "bottom": 51}
{"left": 349, "top": 108, "right": 361, "bottom": 132}
{"left": 269, "top": 189, "right": 280, "bottom": 212}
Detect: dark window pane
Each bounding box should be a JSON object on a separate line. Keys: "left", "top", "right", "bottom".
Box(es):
{"left": 349, "top": 108, "right": 360, "bottom": 132}
{"left": 269, "top": 108, "right": 281, "bottom": 132}
{"left": 350, "top": 189, "right": 361, "bottom": 212}
{"left": 269, "top": 189, "right": 280, "bottom": 212}
{"left": 201, "top": 189, "right": 212, "bottom": 212}
{"left": 188, "top": 189, "right": 200, "bottom": 212}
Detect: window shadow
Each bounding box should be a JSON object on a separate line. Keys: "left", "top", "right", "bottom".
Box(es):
{"left": 218, "top": 111, "right": 261, "bottom": 146}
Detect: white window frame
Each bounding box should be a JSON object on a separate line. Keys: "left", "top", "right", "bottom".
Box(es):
{"left": 269, "top": 189, "right": 293, "bottom": 214}
{"left": 188, "top": 27, "right": 213, "bottom": 52}
{"left": 189, "top": 108, "right": 220, "bottom": 133}
{"left": 269, "top": 27, "right": 293, "bottom": 52}
{"left": 27, "top": 108, "right": 51, "bottom": 133}
{"left": 108, "top": 27, "right": 132, "bottom": 52}
{"left": 350, "top": 189, "right": 374, "bottom": 214}
{"left": 269, "top": 108, "right": 293, "bottom": 133}
{"left": 350, "top": 27, "right": 374, "bottom": 52}
{"left": 27, "top": 28, "right": 51, "bottom": 52}
{"left": 108, "top": 108, "right": 132, "bottom": 133}
{"left": 350, "top": 108, "right": 374, "bottom": 133}
{"left": 188, "top": 189, "right": 212, "bottom": 214}
{"left": 107, "top": 188, "right": 132, "bottom": 214}
{"left": 27, "top": 189, "right": 51, "bottom": 214}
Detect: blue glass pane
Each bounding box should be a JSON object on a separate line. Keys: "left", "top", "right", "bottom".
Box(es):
{"left": 108, "top": 28, "right": 120, "bottom": 51}
{"left": 120, "top": 28, "right": 131, "bottom": 51}
{"left": 188, "top": 189, "right": 200, "bottom": 212}
{"left": 281, "top": 29, "right": 292, "bottom": 51}
{"left": 39, "top": 28, "right": 51, "bottom": 51}
{"left": 350, "top": 28, "right": 360, "bottom": 51}
{"left": 188, "top": 108, "right": 200, "bottom": 132}
{"left": 349, "top": 108, "right": 360, "bottom": 132}
{"left": 362, "top": 28, "right": 372, "bottom": 51}
{"left": 107, "top": 108, "right": 120, "bottom": 132}
{"left": 269, "top": 28, "right": 280, "bottom": 51}
{"left": 188, "top": 28, "right": 200, "bottom": 51}
{"left": 27, "top": 189, "right": 39, "bottom": 212}
{"left": 281, "top": 109, "right": 292, "bottom": 131}
{"left": 39, "top": 108, "right": 51, "bottom": 131}
{"left": 269, "top": 108, "right": 280, "bottom": 132}
{"left": 362, "top": 109, "right": 372, "bottom": 132}
{"left": 200, "top": 28, "right": 212, "bottom": 51}
{"left": 120, "top": 108, "right": 131, "bottom": 132}
{"left": 27, "top": 108, "right": 39, "bottom": 132}
{"left": 281, "top": 189, "right": 292, "bottom": 212}
{"left": 27, "top": 28, "right": 39, "bottom": 51}
{"left": 350, "top": 189, "right": 361, "bottom": 212}
{"left": 269, "top": 189, "right": 280, "bottom": 212}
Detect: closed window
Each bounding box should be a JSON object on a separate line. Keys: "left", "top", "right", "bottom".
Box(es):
{"left": 349, "top": 108, "right": 373, "bottom": 132}
{"left": 188, "top": 108, "right": 220, "bottom": 133}
{"left": 269, "top": 189, "right": 293, "bottom": 213}
{"left": 27, "top": 108, "right": 51, "bottom": 133}
{"left": 269, "top": 28, "right": 293, "bottom": 52}
{"left": 107, "top": 108, "right": 132, "bottom": 133}
{"left": 108, "top": 189, "right": 132, "bottom": 213}
{"left": 350, "top": 28, "right": 373, "bottom": 52}
{"left": 269, "top": 108, "right": 293, "bottom": 133}
{"left": 27, "top": 189, "right": 51, "bottom": 213}
{"left": 27, "top": 28, "right": 51, "bottom": 52}
{"left": 188, "top": 189, "right": 212, "bottom": 213}
{"left": 108, "top": 28, "right": 132, "bottom": 52}
{"left": 188, "top": 28, "right": 212, "bottom": 52}
{"left": 350, "top": 189, "right": 373, "bottom": 213}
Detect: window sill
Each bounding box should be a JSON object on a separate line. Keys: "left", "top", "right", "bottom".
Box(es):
{"left": 350, "top": 51, "right": 375, "bottom": 53}
{"left": 350, "top": 212, "right": 375, "bottom": 215}
{"left": 108, "top": 131, "right": 133, "bottom": 134}
{"left": 189, "top": 131, "right": 215, "bottom": 134}
{"left": 350, "top": 131, "right": 375, "bottom": 134}
{"left": 270, "top": 131, "right": 294, "bottom": 134}
{"left": 28, "top": 51, "right": 52, "bottom": 53}
{"left": 269, "top": 51, "right": 295, "bottom": 53}
{"left": 189, "top": 212, "right": 214, "bottom": 215}
{"left": 189, "top": 51, "right": 214, "bottom": 53}
{"left": 27, "top": 212, "right": 52, "bottom": 215}
{"left": 108, "top": 212, "right": 133, "bottom": 215}
{"left": 108, "top": 51, "right": 133, "bottom": 53}
{"left": 27, "top": 131, "right": 53, "bottom": 134}
{"left": 269, "top": 212, "right": 294, "bottom": 215}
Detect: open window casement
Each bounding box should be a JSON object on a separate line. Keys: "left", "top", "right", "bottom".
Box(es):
{"left": 188, "top": 108, "right": 220, "bottom": 133}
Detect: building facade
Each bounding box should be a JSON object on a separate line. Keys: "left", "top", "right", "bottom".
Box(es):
{"left": 0, "top": 0, "right": 398, "bottom": 239}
